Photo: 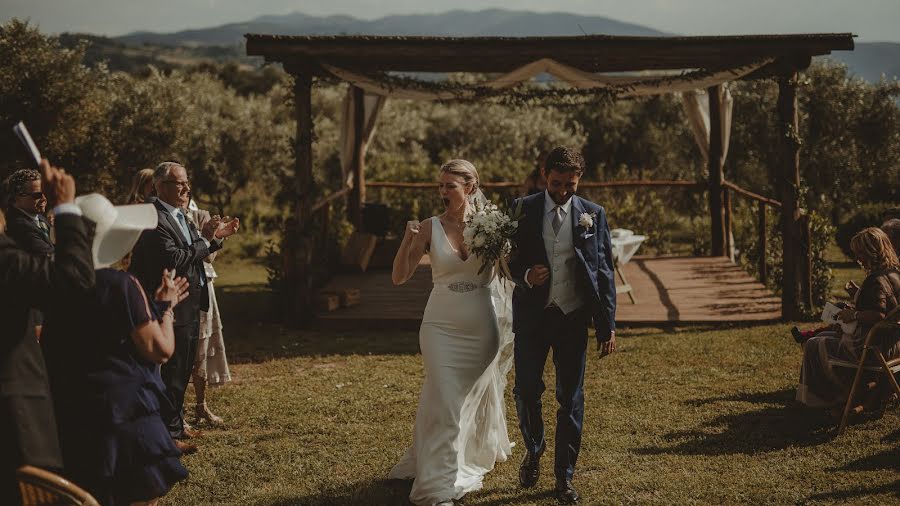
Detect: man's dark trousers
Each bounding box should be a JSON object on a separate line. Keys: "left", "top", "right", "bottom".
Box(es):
{"left": 160, "top": 320, "right": 199, "bottom": 438}
{"left": 513, "top": 305, "right": 589, "bottom": 481}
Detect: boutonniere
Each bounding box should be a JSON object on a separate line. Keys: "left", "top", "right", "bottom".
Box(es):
{"left": 578, "top": 212, "right": 596, "bottom": 230}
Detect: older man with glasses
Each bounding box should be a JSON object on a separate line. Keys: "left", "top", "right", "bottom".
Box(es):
{"left": 129, "top": 161, "right": 239, "bottom": 454}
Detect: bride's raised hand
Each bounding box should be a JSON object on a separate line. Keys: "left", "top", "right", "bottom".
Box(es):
{"left": 404, "top": 220, "right": 421, "bottom": 241}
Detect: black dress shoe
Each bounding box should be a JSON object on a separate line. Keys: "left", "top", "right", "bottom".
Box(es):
{"left": 555, "top": 478, "right": 579, "bottom": 504}
{"left": 519, "top": 450, "right": 542, "bottom": 488}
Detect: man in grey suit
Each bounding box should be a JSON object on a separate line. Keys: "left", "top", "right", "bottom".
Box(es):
{"left": 129, "top": 162, "right": 239, "bottom": 449}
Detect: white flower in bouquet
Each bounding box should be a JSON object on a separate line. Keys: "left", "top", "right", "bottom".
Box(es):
{"left": 463, "top": 198, "right": 523, "bottom": 278}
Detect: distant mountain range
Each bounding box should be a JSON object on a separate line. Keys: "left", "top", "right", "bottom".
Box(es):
{"left": 115, "top": 9, "right": 668, "bottom": 46}
{"left": 102, "top": 9, "right": 898, "bottom": 82}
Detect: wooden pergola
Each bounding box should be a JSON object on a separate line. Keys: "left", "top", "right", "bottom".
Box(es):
{"left": 245, "top": 33, "right": 854, "bottom": 324}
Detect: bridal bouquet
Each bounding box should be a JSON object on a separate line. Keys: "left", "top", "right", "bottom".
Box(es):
{"left": 463, "top": 199, "right": 522, "bottom": 279}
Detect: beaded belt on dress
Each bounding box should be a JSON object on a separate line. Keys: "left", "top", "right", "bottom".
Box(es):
{"left": 443, "top": 281, "right": 480, "bottom": 293}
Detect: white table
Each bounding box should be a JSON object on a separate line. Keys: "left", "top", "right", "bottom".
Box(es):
{"left": 611, "top": 231, "right": 646, "bottom": 304}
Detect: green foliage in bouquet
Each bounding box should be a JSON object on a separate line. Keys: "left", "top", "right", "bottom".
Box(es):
{"left": 463, "top": 198, "right": 523, "bottom": 278}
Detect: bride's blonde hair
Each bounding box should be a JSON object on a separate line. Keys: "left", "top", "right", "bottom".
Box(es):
{"left": 440, "top": 159, "right": 479, "bottom": 195}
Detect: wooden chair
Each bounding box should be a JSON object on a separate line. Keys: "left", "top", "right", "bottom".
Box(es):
{"left": 16, "top": 465, "right": 99, "bottom": 506}
{"left": 830, "top": 305, "right": 900, "bottom": 435}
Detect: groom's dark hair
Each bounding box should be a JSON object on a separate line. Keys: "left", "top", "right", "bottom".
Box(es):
{"left": 544, "top": 147, "right": 585, "bottom": 176}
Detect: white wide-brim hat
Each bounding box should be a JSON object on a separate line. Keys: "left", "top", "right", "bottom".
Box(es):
{"left": 75, "top": 193, "right": 157, "bottom": 269}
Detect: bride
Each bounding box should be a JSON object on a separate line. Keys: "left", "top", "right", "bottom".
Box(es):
{"left": 389, "top": 159, "right": 514, "bottom": 505}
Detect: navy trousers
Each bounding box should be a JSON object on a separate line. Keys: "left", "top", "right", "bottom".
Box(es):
{"left": 513, "top": 305, "right": 588, "bottom": 481}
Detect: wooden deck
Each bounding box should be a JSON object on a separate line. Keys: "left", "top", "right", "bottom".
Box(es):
{"left": 315, "top": 256, "right": 781, "bottom": 330}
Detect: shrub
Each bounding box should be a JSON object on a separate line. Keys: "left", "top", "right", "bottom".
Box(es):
{"left": 739, "top": 206, "right": 834, "bottom": 312}
{"left": 596, "top": 189, "right": 680, "bottom": 254}
{"left": 835, "top": 203, "right": 899, "bottom": 258}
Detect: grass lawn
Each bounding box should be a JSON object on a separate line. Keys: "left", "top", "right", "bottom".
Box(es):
{"left": 826, "top": 243, "right": 863, "bottom": 302}
{"left": 167, "top": 255, "right": 898, "bottom": 505}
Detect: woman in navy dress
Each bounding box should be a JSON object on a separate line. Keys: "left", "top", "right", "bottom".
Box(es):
{"left": 42, "top": 194, "right": 190, "bottom": 505}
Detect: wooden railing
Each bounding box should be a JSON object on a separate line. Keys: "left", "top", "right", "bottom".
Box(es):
{"left": 312, "top": 180, "right": 780, "bottom": 295}
{"left": 365, "top": 180, "right": 704, "bottom": 190}
{"left": 366, "top": 178, "right": 782, "bottom": 286}
{"left": 721, "top": 180, "right": 783, "bottom": 286}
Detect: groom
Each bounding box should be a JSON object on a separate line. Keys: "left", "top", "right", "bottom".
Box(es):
{"left": 509, "top": 146, "right": 617, "bottom": 504}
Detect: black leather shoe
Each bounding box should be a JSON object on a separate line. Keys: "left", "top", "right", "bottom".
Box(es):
{"left": 519, "top": 450, "right": 542, "bottom": 488}
{"left": 790, "top": 326, "right": 804, "bottom": 344}
{"left": 555, "top": 478, "right": 579, "bottom": 504}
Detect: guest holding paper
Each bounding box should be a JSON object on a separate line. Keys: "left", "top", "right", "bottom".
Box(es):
{"left": 797, "top": 227, "right": 900, "bottom": 409}
{"left": 42, "top": 194, "right": 189, "bottom": 506}
{"left": 0, "top": 160, "right": 94, "bottom": 504}
{"left": 2, "top": 168, "right": 55, "bottom": 337}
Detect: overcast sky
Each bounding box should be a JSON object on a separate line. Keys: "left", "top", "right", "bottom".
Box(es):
{"left": 2, "top": 0, "right": 898, "bottom": 42}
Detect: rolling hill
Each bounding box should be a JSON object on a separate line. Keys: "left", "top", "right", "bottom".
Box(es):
{"left": 76, "top": 9, "right": 895, "bottom": 82}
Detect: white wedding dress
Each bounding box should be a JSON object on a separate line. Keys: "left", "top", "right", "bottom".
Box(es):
{"left": 389, "top": 217, "right": 514, "bottom": 505}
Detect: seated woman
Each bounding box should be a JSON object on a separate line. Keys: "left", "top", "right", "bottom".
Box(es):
{"left": 41, "top": 194, "right": 189, "bottom": 506}
{"left": 794, "top": 219, "right": 900, "bottom": 344}
{"left": 796, "top": 227, "right": 900, "bottom": 409}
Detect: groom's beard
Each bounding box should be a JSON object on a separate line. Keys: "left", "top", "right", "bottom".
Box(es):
{"left": 549, "top": 191, "right": 573, "bottom": 205}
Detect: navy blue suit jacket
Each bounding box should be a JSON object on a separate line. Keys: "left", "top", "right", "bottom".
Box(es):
{"left": 509, "top": 192, "right": 617, "bottom": 343}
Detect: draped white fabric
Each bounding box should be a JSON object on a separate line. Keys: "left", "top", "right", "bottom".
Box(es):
{"left": 680, "top": 85, "right": 736, "bottom": 259}
{"left": 338, "top": 88, "right": 387, "bottom": 186}
{"left": 680, "top": 86, "right": 734, "bottom": 162}
{"left": 324, "top": 58, "right": 771, "bottom": 101}
{"left": 335, "top": 57, "right": 759, "bottom": 195}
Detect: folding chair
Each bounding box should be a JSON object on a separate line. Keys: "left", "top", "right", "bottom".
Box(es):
{"left": 830, "top": 305, "right": 900, "bottom": 435}
{"left": 16, "top": 465, "right": 99, "bottom": 506}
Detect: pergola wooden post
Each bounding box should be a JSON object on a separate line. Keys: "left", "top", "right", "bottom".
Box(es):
{"left": 247, "top": 33, "right": 853, "bottom": 325}
{"left": 707, "top": 84, "right": 726, "bottom": 257}
{"left": 776, "top": 70, "right": 812, "bottom": 319}
{"left": 348, "top": 85, "right": 367, "bottom": 228}
{"left": 283, "top": 67, "right": 316, "bottom": 325}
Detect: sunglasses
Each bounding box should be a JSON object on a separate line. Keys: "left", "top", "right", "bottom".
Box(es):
{"left": 19, "top": 191, "right": 45, "bottom": 200}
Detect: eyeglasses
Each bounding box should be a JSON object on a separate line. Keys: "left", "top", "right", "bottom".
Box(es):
{"left": 161, "top": 180, "right": 191, "bottom": 191}
{"left": 18, "top": 191, "right": 45, "bottom": 200}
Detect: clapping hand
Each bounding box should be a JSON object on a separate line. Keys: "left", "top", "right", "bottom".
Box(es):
{"left": 214, "top": 216, "right": 240, "bottom": 239}
{"left": 201, "top": 215, "right": 222, "bottom": 241}
{"left": 155, "top": 269, "right": 190, "bottom": 307}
